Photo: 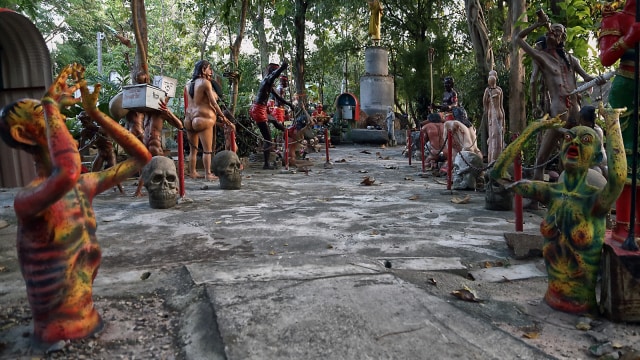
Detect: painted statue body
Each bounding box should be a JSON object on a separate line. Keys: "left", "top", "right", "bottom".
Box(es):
{"left": 490, "top": 106, "right": 626, "bottom": 314}
{"left": 516, "top": 17, "right": 600, "bottom": 185}
{"left": 598, "top": 0, "right": 640, "bottom": 249}
{"left": 483, "top": 70, "right": 505, "bottom": 163}
{"left": 0, "top": 64, "right": 152, "bottom": 345}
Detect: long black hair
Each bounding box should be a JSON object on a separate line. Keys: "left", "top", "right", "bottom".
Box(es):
{"left": 189, "top": 59, "right": 211, "bottom": 98}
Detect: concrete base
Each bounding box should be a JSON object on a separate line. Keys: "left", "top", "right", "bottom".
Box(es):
{"left": 601, "top": 234, "right": 640, "bottom": 322}
{"left": 349, "top": 129, "right": 388, "bottom": 144}
{"left": 503, "top": 232, "right": 544, "bottom": 259}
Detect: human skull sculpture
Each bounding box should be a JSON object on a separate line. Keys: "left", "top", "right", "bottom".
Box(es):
{"left": 452, "top": 151, "right": 483, "bottom": 190}
{"left": 212, "top": 150, "right": 242, "bottom": 190}
{"left": 142, "top": 156, "right": 178, "bottom": 209}
{"left": 484, "top": 172, "right": 513, "bottom": 211}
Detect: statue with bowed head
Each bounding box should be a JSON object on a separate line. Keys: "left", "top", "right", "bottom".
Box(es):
{"left": 490, "top": 105, "right": 626, "bottom": 314}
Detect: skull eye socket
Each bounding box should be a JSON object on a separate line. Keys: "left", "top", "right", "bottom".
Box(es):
{"left": 166, "top": 175, "right": 177, "bottom": 182}
{"left": 152, "top": 174, "right": 165, "bottom": 183}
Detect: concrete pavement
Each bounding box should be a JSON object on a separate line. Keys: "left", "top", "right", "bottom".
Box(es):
{"left": 0, "top": 143, "right": 613, "bottom": 359}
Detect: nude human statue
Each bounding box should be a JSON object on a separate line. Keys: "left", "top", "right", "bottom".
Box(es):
{"left": 184, "top": 60, "right": 234, "bottom": 180}
{"left": 516, "top": 13, "right": 602, "bottom": 186}
{"left": 0, "top": 64, "right": 151, "bottom": 346}
{"left": 419, "top": 113, "right": 445, "bottom": 169}
{"left": 483, "top": 70, "right": 505, "bottom": 163}
{"left": 490, "top": 106, "right": 626, "bottom": 314}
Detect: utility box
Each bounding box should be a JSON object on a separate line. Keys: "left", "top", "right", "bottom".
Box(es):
{"left": 122, "top": 84, "right": 167, "bottom": 111}
{"left": 153, "top": 76, "right": 178, "bottom": 98}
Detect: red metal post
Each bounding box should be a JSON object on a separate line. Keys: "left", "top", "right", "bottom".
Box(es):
{"left": 324, "top": 127, "right": 330, "bottom": 163}
{"left": 420, "top": 130, "right": 425, "bottom": 172}
{"left": 514, "top": 152, "right": 523, "bottom": 232}
{"left": 284, "top": 129, "right": 289, "bottom": 170}
{"left": 177, "top": 130, "right": 185, "bottom": 198}
{"left": 407, "top": 129, "right": 412, "bottom": 166}
{"left": 447, "top": 130, "right": 453, "bottom": 190}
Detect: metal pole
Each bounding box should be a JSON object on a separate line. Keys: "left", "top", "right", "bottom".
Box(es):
{"left": 97, "top": 32, "right": 105, "bottom": 75}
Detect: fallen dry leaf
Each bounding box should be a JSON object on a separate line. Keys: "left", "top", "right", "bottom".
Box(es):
{"left": 428, "top": 278, "right": 437, "bottom": 286}
{"left": 361, "top": 176, "right": 376, "bottom": 186}
{"left": 451, "top": 194, "right": 471, "bottom": 204}
{"left": 360, "top": 150, "right": 371, "bottom": 154}
{"left": 451, "top": 285, "right": 481, "bottom": 302}
{"left": 408, "top": 195, "right": 419, "bottom": 200}
{"left": 269, "top": 250, "right": 276, "bottom": 255}
{"left": 522, "top": 332, "right": 540, "bottom": 339}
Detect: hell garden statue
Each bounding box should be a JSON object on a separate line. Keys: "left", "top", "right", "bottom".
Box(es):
{"left": 490, "top": 106, "right": 626, "bottom": 314}
{"left": 141, "top": 156, "right": 179, "bottom": 208}
{"left": 212, "top": 150, "right": 243, "bottom": 190}
{"left": 0, "top": 64, "right": 152, "bottom": 346}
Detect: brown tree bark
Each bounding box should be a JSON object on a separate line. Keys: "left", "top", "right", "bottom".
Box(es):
{"left": 228, "top": 0, "right": 249, "bottom": 115}
{"left": 131, "top": 0, "right": 149, "bottom": 85}
{"left": 294, "top": 0, "right": 309, "bottom": 107}
{"left": 508, "top": 0, "right": 526, "bottom": 135}
{"left": 465, "top": 0, "right": 494, "bottom": 75}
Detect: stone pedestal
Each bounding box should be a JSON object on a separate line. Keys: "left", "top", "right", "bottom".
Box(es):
{"left": 601, "top": 233, "right": 640, "bottom": 322}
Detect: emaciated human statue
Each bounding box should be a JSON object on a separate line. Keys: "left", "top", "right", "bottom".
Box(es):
{"left": 598, "top": 0, "right": 640, "bottom": 249}
{"left": 483, "top": 70, "right": 505, "bottom": 163}
{"left": 490, "top": 106, "right": 626, "bottom": 314}
{"left": 0, "top": 64, "right": 152, "bottom": 346}
{"left": 420, "top": 113, "right": 445, "bottom": 170}
{"left": 516, "top": 13, "right": 603, "bottom": 188}
{"left": 185, "top": 59, "right": 234, "bottom": 180}
{"left": 133, "top": 97, "right": 184, "bottom": 197}
{"left": 368, "top": 0, "right": 383, "bottom": 45}
{"left": 249, "top": 60, "right": 291, "bottom": 169}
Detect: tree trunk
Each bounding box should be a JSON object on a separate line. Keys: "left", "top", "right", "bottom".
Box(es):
{"left": 131, "top": 0, "right": 149, "bottom": 84}
{"left": 228, "top": 0, "right": 249, "bottom": 115}
{"left": 508, "top": 0, "right": 526, "bottom": 135}
{"left": 465, "top": 0, "right": 494, "bottom": 75}
{"left": 253, "top": 2, "right": 269, "bottom": 76}
{"left": 294, "top": 0, "right": 309, "bottom": 108}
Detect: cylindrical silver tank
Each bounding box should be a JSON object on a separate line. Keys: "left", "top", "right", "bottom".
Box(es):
{"left": 364, "top": 46, "right": 388, "bottom": 75}
{"left": 359, "top": 75, "right": 394, "bottom": 116}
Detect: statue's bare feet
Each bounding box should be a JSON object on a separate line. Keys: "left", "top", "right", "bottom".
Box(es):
{"left": 206, "top": 173, "right": 219, "bottom": 181}
{"left": 132, "top": 191, "right": 145, "bottom": 198}
{"left": 188, "top": 172, "right": 203, "bottom": 179}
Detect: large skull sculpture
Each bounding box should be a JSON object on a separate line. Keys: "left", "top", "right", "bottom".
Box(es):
{"left": 452, "top": 151, "right": 483, "bottom": 190}
{"left": 484, "top": 173, "right": 513, "bottom": 210}
{"left": 142, "top": 156, "right": 178, "bottom": 209}
{"left": 212, "top": 150, "right": 242, "bottom": 190}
